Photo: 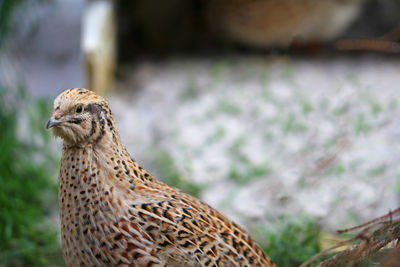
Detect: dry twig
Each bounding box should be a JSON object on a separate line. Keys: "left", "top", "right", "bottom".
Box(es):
{"left": 302, "top": 208, "right": 400, "bottom": 267}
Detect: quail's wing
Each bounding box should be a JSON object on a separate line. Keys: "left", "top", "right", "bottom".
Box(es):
{"left": 126, "top": 176, "right": 269, "bottom": 266}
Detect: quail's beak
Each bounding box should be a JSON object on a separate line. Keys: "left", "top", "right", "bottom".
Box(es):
{"left": 46, "top": 117, "right": 61, "bottom": 129}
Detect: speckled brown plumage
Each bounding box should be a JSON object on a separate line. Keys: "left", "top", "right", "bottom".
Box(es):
{"left": 47, "top": 88, "right": 273, "bottom": 267}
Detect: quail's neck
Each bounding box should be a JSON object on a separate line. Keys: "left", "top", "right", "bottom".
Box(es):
{"left": 63, "top": 133, "right": 131, "bottom": 177}
{"left": 59, "top": 136, "right": 138, "bottom": 217}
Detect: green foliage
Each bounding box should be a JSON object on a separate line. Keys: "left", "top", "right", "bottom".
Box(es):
{"left": 205, "top": 126, "right": 226, "bottom": 144}
{"left": 326, "top": 164, "right": 346, "bottom": 176}
{"left": 393, "top": 174, "right": 400, "bottom": 192}
{"left": 300, "top": 98, "right": 313, "bottom": 115}
{"left": 281, "top": 112, "right": 307, "bottom": 134}
{"left": 0, "top": 0, "right": 51, "bottom": 47}
{"left": 217, "top": 100, "right": 241, "bottom": 115}
{"left": 153, "top": 151, "right": 204, "bottom": 198}
{"left": 353, "top": 113, "right": 371, "bottom": 135}
{"left": 366, "top": 165, "right": 386, "bottom": 177}
{"left": 369, "top": 99, "right": 382, "bottom": 116}
{"left": 180, "top": 79, "right": 199, "bottom": 101}
{"left": 0, "top": 86, "right": 63, "bottom": 266}
{"left": 333, "top": 103, "right": 350, "bottom": 116}
{"left": 228, "top": 162, "right": 272, "bottom": 185}
{"left": 0, "top": 0, "right": 35, "bottom": 46}
{"left": 210, "top": 59, "right": 230, "bottom": 85}
{"left": 0, "top": 0, "right": 23, "bottom": 43}
{"left": 254, "top": 216, "right": 322, "bottom": 267}
{"left": 227, "top": 137, "right": 273, "bottom": 185}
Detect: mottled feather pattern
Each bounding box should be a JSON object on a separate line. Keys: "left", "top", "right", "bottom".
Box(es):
{"left": 49, "top": 88, "right": 272, "bottom": 266}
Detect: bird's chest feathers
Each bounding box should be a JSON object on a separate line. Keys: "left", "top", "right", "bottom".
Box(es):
{"left": 59, "top": 147, "right": 106, "bottom": 213}
{"left": 58, "top": 146, "right": 136, "bottom": 264}
{"left": 57, "top": 145, "right": 176, "bottom": 266}
{"left": 59, "top": 145, "right": 131, "bottom": 207}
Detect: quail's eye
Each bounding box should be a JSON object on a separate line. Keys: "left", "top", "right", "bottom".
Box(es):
{"left": 76, "top": 105, "right": 83, "bottom": 113}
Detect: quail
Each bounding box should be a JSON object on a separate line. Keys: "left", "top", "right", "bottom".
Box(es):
{"left": 209, "top": 0, "right": 362, "bottom": 47}
{"left": 47, "top": 88, "right": 273, "bottom": 266}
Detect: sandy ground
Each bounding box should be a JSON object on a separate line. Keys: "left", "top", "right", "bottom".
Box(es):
{"left": 2, "top": 0, "right": 400, "bottom": 234}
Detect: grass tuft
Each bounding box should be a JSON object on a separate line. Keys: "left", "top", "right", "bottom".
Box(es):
{"left": 254, "top": 216, "right": 323, "bottom": 267}
{"left": 0, "top": 86, "right": 63, "bottom": 266}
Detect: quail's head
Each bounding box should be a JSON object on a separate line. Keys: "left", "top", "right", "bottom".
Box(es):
{"left": 46, "top": 88, "right": 113, "bottom": 145}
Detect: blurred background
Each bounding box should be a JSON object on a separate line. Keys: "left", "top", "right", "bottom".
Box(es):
{"left": 1, "top": 0, "right": 400, "bottom": 266}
